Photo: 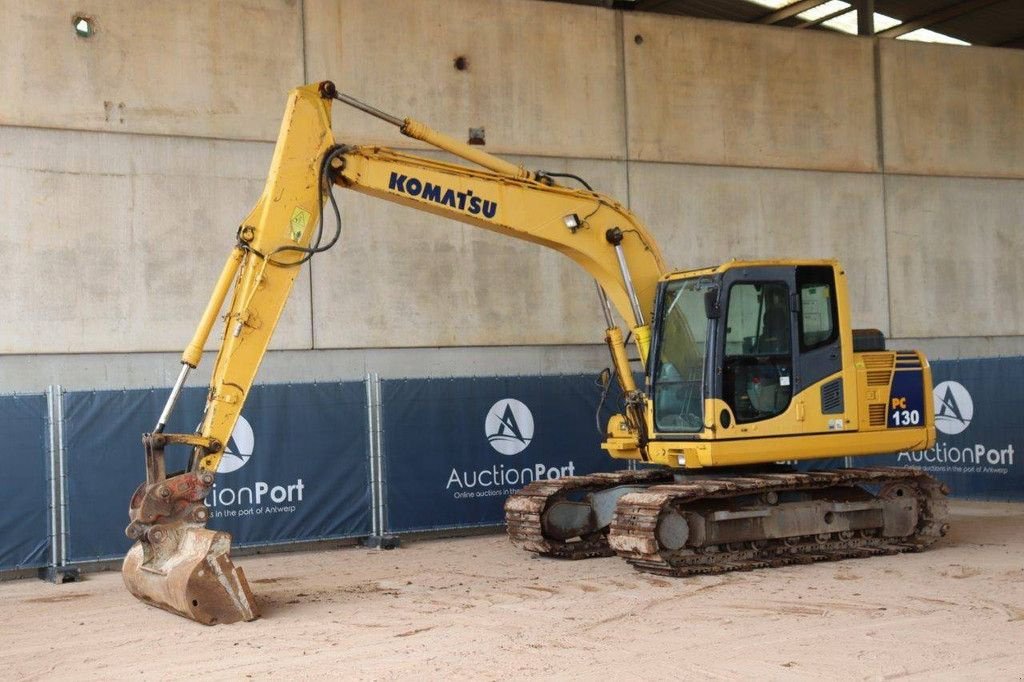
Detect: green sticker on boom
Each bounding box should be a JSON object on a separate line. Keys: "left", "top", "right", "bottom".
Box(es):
{"left": 289, "top": 207, "right": 312, "bottom": 242}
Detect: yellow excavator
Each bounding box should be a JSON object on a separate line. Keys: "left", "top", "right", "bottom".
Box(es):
{"left": 123, "top": 82, "right": 949, "bottom": 625}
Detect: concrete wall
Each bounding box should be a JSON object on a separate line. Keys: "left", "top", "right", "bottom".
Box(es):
{"left": 623, "top": 14, "right": 879, "bottom": 172}
{"left": 305, "top": 0, "right": 626, "bottom": 159}
{"left": 0, "top": 126, "right": 312, "bottom": 355}
{"left": 880, "top": 42, "right": 1024, "bottom": 179}
{"left": 884, "top": 174, "right": 1024, "bottom": 338}
{"left": 1, "top": 0, "right": 1022, "bottom": 394}
{"left": 0, "top": 0, "right": 303, "bottom": 140}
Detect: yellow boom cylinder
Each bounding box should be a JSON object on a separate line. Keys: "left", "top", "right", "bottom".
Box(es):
{"left": 182, "top": 246, "right": 245, "bottom": 368}
{"left": 606, "top": 326, "right": 637, "bottom": 394}
{"left": 633, "top": 324, "right": 651, "bottom": 366}
{"left": 401, "top": 119, "right": 533, "bottom": 181}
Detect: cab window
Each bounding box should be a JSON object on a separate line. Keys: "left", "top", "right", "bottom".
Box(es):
{"left": 652, "top": 278, "right": 712, "bottom": 433}
{"left": 797, "top": 267, "right": 838, "bottom": 351}
{"left": 723, "top": 282, "right": 792, "bottom": 423}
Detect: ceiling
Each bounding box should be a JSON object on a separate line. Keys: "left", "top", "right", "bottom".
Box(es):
{"left": 551, "top": 0, "right": 1024, "bottom": 49}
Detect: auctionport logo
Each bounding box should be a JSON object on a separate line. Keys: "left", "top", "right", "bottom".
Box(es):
{"left": 933, "top": 381, "right": 973, "bottom": 436}
{"left": 485, "top": 399, "right": 534, "bottom": 455}
{"left": 898, "top": 378, "right": 1014, "bottom": 473}
{"left": 446, "top": 397, "right": 571, "bottom": 495}
{"left": 205, "top": 414, "right": 306, "bottom": 515}
{"left": 216, "top": 415, "right": 255, "bottom": 473}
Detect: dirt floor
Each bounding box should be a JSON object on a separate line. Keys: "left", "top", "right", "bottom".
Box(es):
{"left": 2, "top": 501, "right": 1022, "bottom": 681}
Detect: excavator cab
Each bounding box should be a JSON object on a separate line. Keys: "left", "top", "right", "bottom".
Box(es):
{"left": 651, "top": 262, "right": 839, "bottom": 436}
{"left": 635, "top": 260, "right": 934, "bottom": 470}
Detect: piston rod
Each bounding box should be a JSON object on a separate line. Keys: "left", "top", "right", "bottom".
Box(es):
{"left": 606, "top": 228, "right": 645, "bottom": 327}
{"left": 326, "top": 84, "right": 532, "bottom": 181}
{"left": 154, "top": 364, "right": 191, "bottom": 434}
{"left": 595, "top": 280, "right": 615, "bottom": 329}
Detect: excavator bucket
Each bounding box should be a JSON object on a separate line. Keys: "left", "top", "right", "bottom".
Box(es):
{"left": 122, "top": 527, "right": 258, "bottom": 625}
{"left": 122, "top": 433, "right": 259, "bottom": 625}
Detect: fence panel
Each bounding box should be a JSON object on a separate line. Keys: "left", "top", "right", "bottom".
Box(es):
{"left": 0, "top": 394, "right": 49, "bottom": 571}
{"left": 851, "top": 357, "right": 1024, "bottom": 501}
{"left": 63, "top": 382, "right": 370, "bottom": 563}
{"left": 380, "top": 375, "right": 619, "bottom": 533}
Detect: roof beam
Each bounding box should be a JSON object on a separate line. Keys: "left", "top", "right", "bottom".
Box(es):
{"left": 754, "top": 0, "right": 831, "bottom": 25}
{"left": 996, "top": 35, "right": 1024, "bottom": 49}
{"left": 796, "top": 6, "right": 854, "bottom": 29}
{"left": 633, "top": 0, "right": 672, "bottom": 10}
{"left": 876, "top": 0, "right": 1004, "bottom": 39}
{"left": 856, "top": 0, "right": 874, "bottom": 35}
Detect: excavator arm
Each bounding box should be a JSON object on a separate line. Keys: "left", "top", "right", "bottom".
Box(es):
{"left": 123, "top": 82, "right": 667, "bottom": 624}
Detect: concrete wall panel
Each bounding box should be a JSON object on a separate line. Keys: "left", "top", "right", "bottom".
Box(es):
{"left": 312, "top": 155, "right": 626, "bottom": 348}
{"left": 623, "top": 14, "right": 879, "bottom": 172}
{"left": 0, "top": 127, "right": 312, "bottom": 354}
{"left": 885, "top": 174, "right": 1024, "bottom": 338}
{"left": 881, "top": 42, "right": 1024, "bottom": 179}
{"left": 304, "top": 0, "right": 626, "bottom": 159}
{"left": 0, "top": 0, "right": 303, "bottom": 141}
{"left": 628, "top": 162, "right": 889, "bottom": 332}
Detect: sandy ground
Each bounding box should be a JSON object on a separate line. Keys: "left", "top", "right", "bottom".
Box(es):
{"left": 1, "top": 501, "right": 1022, "bottom": 681}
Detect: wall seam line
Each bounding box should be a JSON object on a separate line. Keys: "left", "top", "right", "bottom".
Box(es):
{"left": 874, "top": 37, "right": 896, "bottom": 340}
{"left": 617, "top": 10, "right": 632, "bottom": 211}
{"left": 1, "top": 120, "right": 1020, "bottom": 181}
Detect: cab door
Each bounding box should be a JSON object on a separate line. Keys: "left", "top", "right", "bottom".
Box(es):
{"left": 793, "top": 265, "right": 844, "bottom": 432}
{"left": 713, "top": 264, "right": 846, "bottom": 437}
{"left": 717, "top": 267, "right": 798, "bottom": 429}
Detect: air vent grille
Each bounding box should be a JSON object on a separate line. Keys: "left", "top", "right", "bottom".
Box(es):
{"left": 863, "top": 353, "right": 894, "bottom": 386}
{"left": 895, "top": 352, "right": 922, "bottom": 369}
{"left": 869, "top": 403, "right": 886, "bottom": 426}
{"left": 821, "top": 379, "right": 844, "bottom": 414}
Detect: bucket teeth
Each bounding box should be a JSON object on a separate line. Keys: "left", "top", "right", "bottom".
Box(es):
{"left": 122, "top": 527, "right": 259, "bottom": 625}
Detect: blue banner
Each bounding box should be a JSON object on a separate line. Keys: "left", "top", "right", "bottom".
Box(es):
{"left": 205, "top": 382, "right": 371, "bottom": 546}
{"left": 63, "top": 383, "right": 371, "bottom": 563}
{"left": 853, "top": 357, "right": 1024, "bottom": 501}
{"left": 0, "top": 394, "right": 49, "bottom": 571}
{"left": 10, "top": 356, "right": 1022, "bottom": 571}
{"left": 380, "top": 375, "right": 621, "bottom": 533}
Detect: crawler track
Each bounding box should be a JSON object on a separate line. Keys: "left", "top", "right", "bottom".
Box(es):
{"left": 609, "top": 467, "right": 949, "bottom": 576}
{"left": 504, "top": 469, "right": 673, "bottom": 559}
{"left": 505, "top": 466, "right": 949, "bottom": 576}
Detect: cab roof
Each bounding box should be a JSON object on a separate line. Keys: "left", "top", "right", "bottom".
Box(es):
{"left": 662, "top": 258, "right": 842, "bottom": 281}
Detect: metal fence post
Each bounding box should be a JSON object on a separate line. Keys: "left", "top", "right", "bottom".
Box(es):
{"left": 43, "top": 386, "right": 59, "bottom": 575}
{"left": 38, "top": 385, "right": 79, "bottom": 583}
{"left": 363, "top": 373, "right": 399, "bottom": 549}
{"left": 364, "top": 375, "right": 379, "bottom": 538}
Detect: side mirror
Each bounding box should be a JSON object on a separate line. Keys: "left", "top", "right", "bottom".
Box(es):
{"left": 597, "top": 367, "right": 611, "bottom": 389}
{"left": 704, "top": 289, "right": 721, "bottom": 319}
